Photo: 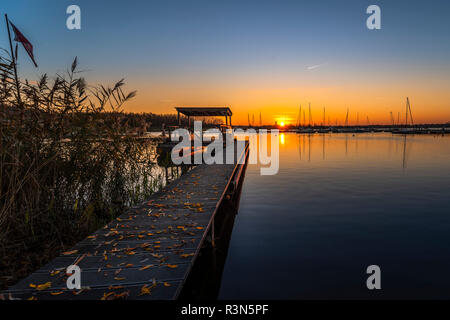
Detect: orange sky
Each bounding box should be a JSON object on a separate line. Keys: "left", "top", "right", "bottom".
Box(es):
{"left": 5, "top": 1, "right": 450, "bottom": 126}
{"left": 121, "top": 70, "right": 450, "bottom": 125}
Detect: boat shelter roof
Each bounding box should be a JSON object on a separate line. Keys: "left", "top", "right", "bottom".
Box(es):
{"left": 175, "top": 107, "right": 232, "bottom": 117}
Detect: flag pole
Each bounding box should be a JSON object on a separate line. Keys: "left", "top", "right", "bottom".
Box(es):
{"left": 5, "top": 14, "right": 22, "bottom": 105}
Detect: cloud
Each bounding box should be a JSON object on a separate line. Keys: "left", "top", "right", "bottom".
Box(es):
{"left": 306, "top": 63, "right": 327, "bottom": 70}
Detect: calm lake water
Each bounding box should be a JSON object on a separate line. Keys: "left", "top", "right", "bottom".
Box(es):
{"left": 218, "top": 132, "right": 450, "bottom": 299}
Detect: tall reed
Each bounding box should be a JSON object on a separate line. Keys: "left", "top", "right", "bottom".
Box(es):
{"left": 0, "top": 54, "right": 158, "bottom": 289}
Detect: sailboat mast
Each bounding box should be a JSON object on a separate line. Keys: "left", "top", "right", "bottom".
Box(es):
{"left": 407, "top": 97, "right": 414, "bottom": 125}
{"left": 405, "top": 98, "right": 409, "bottom": 126}
{"left": 323, "top": 107, "right": 326, "bottom": 126}
{"left": 308, "top": 103, "right": 312, "bottom": 127}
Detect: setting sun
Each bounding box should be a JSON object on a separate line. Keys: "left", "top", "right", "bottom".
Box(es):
{"left": 280, "top": 122, "right": 285, "bottom": 127}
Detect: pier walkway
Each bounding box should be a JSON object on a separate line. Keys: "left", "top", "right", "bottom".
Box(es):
{"left": 2, "top": 142, "right": 249, "bottom": 300}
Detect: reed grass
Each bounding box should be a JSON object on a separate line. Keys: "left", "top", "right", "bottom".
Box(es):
{"left": 0, "top": 54, "right": 160, "bottom": 289}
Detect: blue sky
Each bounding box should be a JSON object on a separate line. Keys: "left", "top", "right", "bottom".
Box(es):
{"left": 1, "top": 0, "right": 450, "bottom": 123}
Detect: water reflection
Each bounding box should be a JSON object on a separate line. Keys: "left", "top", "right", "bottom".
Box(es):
{"left": 280, "top": 133, "right": 285, "bottom": 145}
{"left": 292, "top": 133, "right": 421, "bottom": 170}
{"left": 219, "top": 133, "right": 450, "bottom": 299}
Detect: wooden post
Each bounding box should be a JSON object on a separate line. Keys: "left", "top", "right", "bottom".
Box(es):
{"left": 177, "top": 111, "right": 180, "bottom": 126}
{"left": 5, "top": 14, "right": 21, "bottom": 106}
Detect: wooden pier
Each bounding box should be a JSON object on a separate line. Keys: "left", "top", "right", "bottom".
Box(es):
{"left": 2, "top": 142, "right": 249, "bottom": 300}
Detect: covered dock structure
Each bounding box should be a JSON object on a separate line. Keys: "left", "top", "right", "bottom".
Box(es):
{"left": 175, "top": 107, "right": 233, "bottom": 128}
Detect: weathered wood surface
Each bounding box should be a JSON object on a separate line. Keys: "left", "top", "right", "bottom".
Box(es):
{"left": 3, "top": 144, "right": 247, "bottom": 300}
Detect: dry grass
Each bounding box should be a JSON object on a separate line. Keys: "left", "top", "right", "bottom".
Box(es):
{"left": 0, "top": 54, "right": 161, "bottom": 289}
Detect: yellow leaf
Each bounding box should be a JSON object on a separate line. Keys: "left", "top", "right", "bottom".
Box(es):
{"left": 50, "top": 291, "right": 64, "bottom": 296}
{"left": 100, "top": 292, "right": 116, "bottom": 300}
{"left": 109, "top": 285, "right": 124, "bottom": 290}
{"left": 36, "top": 282, "right": 52, "bottom": 291}
{"left": 114, "top": 277, "right": 125, "bottom": 281}
{"left": 167, "top": 264, "right": 178, "bottom": 269}
{"left": 139, "top": 265, "right": 153, "bottom": 271}
{"left": 139, "top": 285, "right": 151, "bottom": 296}
{"left": 62, "top": 250, "right": 78, "bottom": 256}
{"left": 163, "top": 282, "right": 171, "bottom": 287}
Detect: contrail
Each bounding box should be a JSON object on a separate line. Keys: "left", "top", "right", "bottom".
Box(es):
{"left": 307, "top": 63, "right": 326, "bottom": 70}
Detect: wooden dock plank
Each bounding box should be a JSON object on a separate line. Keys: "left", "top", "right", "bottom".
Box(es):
{"left": 2, "top": 142, "right": 248, "bottom": 300}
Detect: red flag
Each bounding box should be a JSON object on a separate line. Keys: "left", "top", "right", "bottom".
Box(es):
{"left": 9, "top": 20, "right": 38, "bottom": 68}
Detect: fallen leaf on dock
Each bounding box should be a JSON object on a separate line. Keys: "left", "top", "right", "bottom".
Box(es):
{"left": 139, "top": 265, "right": 153, "bottom": 271}
{"left": 108, "top": 285, "right": 124, "bottom": 290}
{"left": 101, "top": 291, "right": 130, "bottom": 300}
{"left": 50, "top": 291, "right": 64, "bottom": 296}
{"left": 139, "top": 285, "right": 151, "bottom": 296}
{"left": 115, "top": 291, "right": 130, "bottom": 299}
{"left": 100, "top": 292, "right": 116, "bottom": 300}
{"left": 62, "top": 250, "right": 78, "bottom": 256}
{"left": 29, "top": 282, "right": 52, "bottom": 291}
{"left": 166, "top": 264, "right": 178, "bottom": 269}
{"left": 73, "top": 288, "right": 90, "bottom": 295}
